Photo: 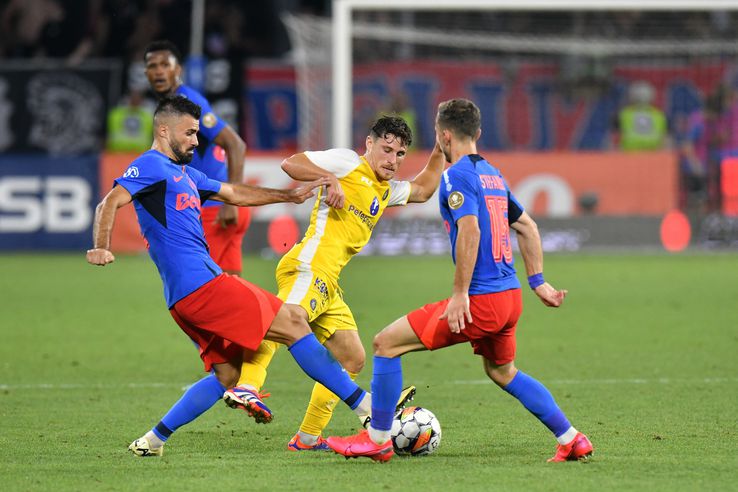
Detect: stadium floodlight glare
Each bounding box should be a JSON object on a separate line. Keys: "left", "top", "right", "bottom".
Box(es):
{"left": 331, "top": 0, "right": 738, "bottom": 148}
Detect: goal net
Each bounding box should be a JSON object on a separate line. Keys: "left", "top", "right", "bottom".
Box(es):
{"left": 284, "top": 4, "right": 738, "bottom": 152}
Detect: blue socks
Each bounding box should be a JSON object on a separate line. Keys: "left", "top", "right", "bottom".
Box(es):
{"left": 370, "top": 356, "right": 403, "bottom": 432}
{"left": 503, "top": 371, "right": 571, "bottom": 437}
{"left": 152, "top": 333, "right": 366, "bottom": 443}
{"left": 288, "top": 333, "right": 365, "bottom": 409}
{"left": 152, "top": 374, "right": 225, "bottom": 441}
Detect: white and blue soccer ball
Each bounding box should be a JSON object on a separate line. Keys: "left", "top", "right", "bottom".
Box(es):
{"left": 390, "top": 406, "right": 442, "bottom": 456}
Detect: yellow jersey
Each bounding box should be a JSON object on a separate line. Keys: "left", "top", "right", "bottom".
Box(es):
{"left": 280, "top": 148, "right": 411, "bottom": 282}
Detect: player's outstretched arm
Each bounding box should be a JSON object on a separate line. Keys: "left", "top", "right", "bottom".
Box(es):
{"left": 281, "top": 153, "right": 344, "bottom": 209}
{"left": 214, "top": 177, "right": 329, "bottom": 207}
{"left": 86, "top": 186, "right": 133, "bottom": 266}
{"left": 407, "top": 142, "right": 446, "bottom": 203}
{"left": 510, "top": 211, "right": 567, "bottom": 307}
{"left": 213, "top": 125, "right": 247, "bottom": 227}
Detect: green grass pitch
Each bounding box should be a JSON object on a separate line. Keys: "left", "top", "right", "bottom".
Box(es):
{"left": 1, "top": 252, "right": 737, "bottom": 491}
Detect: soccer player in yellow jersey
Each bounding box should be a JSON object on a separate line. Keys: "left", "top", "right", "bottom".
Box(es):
{"left": 224, "top": 115, "right": 447, "bottom": 450}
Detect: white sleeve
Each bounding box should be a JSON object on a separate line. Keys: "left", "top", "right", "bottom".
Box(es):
{"left": 387, "top": 180, "right": 412, "bottom": 207}
{"left": 303, "top": 148, "right": 361, "bottom": 178}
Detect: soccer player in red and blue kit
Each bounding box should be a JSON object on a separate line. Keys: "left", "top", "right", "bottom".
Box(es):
{"left": 144, "top": 40, "right": 249, "bottom": 275}
{"left": 327, "top": 98, "right": 593, "bottom": 463}
{"left": 87, "top": 96, "right": 374, "bottom": 456}
{"left": 137, "top": 40, "right": 271, "bottom": 450}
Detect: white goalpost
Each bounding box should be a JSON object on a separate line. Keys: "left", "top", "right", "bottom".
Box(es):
{"left": 329, "top": 0, "right": 738, "bottom": 148}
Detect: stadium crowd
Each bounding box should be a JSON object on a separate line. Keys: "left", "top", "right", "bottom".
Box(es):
{"left": 1, "top": 3, "right": 737, "bottom": 65}
{"left": 0, "top": 0, "right": 329, "bottom": 64}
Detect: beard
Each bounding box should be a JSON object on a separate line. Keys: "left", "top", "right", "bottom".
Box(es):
{"left": 170, "top": 140, "right": 195, "bottom": 164}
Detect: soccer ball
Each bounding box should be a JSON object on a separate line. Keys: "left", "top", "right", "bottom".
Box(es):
{"left": 390, "top": 406, "right": 442, "bottom": 456}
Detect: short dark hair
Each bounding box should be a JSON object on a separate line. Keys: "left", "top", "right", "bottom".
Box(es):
{"left": 154, "top": 95, "right": 201, "bottom": 123}
{"left": 436, "top": 99, "right": 481, "bottom": 139}
{"left": 144, "top": 40, "right": 183, "bottom": 64}
{"left": 370, "top": 115, "right": 413, "bottom": 147}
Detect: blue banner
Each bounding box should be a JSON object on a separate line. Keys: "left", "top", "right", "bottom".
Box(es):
{"left": 0, "top": 154, "right": 99, "bottom": 250}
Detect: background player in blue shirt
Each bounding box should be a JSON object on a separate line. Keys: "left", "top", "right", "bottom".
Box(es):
{"left": 327, "top": 98, "right": 593, "bottom": 463}
{"left": 86, "top": 96, "right": 375, "bottom": 457}
{"left": 144, "top": 40, "right": 249, "bottom": 276}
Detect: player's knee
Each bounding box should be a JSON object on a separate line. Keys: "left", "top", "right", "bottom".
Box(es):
{"left": 214, "top": 362, "right": 241, "bottom": 388}
{"left": 485, "top": 361, "right": 516, "bottom": 387}
{"left": 372, "top": 332, "right": 385, "bottom": 355}
{"left": 216, "top": 373, "right": 239, "bottom": 388}
{"left": 326, "top": 333, "right": 365, "bottom": 373}
{"left": 373, "top": 331, "right": 397, "bottom": 358}
{"left": 341, "top": 352, "right": 365, "bottom": 374}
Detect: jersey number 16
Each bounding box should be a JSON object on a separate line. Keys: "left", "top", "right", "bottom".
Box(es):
{"left": 485, "top": 195, "right": 513, "bottom": 263}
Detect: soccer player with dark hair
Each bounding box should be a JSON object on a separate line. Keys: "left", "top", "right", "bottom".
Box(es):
{"left": 138, "top": 40, "right": 262, "bottom": 448}
{"left": 223, "top": 115, "right": 447, "bottom": 451}
{"left": 326, "top": 98, "right": 593, "bottom": 463}
{"left": 87, "top": 95, "right": 373, "bottom": 457}
{"left": 144, "top": 40, "right": 249, "bottom": 275}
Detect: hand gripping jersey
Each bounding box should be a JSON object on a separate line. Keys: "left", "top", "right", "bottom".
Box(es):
{"left": 281, "top": 148, "right": 411, "bottom": 280}
{"left": 438, "top": 154, "right": 524, "bottom": 295}
{"left": 115, "top": 150, "right": 223, "bottom": 307}
{"left": 175, "top": 84, "right": 227, "bottom": 208}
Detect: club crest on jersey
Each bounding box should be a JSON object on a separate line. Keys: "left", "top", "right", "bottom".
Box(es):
{"left": 310, "top": 298, "right": 317, "bottom": 311}
{"left": 448, "top": 191, "right": 464, "bottom": 209}
{"left": 369, "top": 196, "right": 380, "bottom": 216}
{"left": 202, "top": 112, "right": 217, "bottom": 128}
{"left": 123, "top": 166, "right": 139, "bottom": 178}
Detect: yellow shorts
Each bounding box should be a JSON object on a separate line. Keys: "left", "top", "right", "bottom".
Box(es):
{"left": 275, "top": 259, "right": 357, "bottom": 344}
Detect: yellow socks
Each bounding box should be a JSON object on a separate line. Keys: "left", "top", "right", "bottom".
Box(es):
{"left": 298, "top": 371, "right": 359, "bottom": 437}
{"left": 238, "top": 339, "right": 280, "bottom": 389}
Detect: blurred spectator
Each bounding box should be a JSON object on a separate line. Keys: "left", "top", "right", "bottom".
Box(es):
{"left": 155, "top": 0, "right": 191, "bottom": 58}
{"left": 239, "top": 2, "right": 292, "bottom": 58}
{"left": 711, "top": 85, "right": 738, "bottom": 214}
{"left": 125, "top": 3, "right": 164, "bottom": 63}
{"left": 680, "top": 92, "right": 724, "bottom": 212}
{"left": 718, "top": 85, "right": 738, "bottom": 156}
{"left": 1, "top": 0, "right": 99, "bottom": 64}
{"left": 616, "top": 81, "right": 668, "bottom": 151}
{"left": 97, "top": 0, "right": 147, "bottom": 59}
{"left": 106, "top": 89, "right": 154, "bottom": 152}
{"left": 385, "top": 92, "right": 420, "bottom": 149}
